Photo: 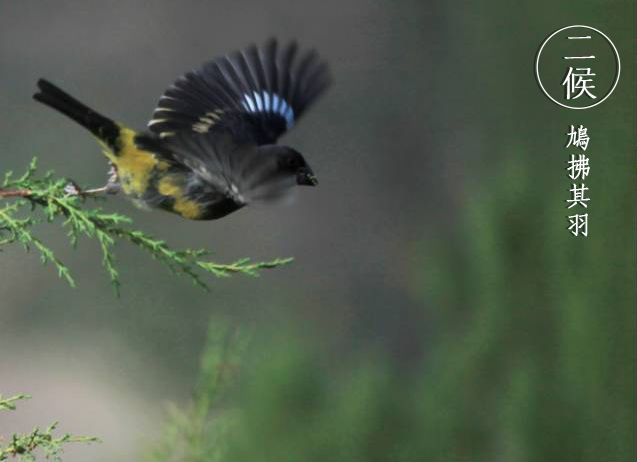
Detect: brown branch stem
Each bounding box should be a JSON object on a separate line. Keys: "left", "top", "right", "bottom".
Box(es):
{"left": 0, "top": 188, "right": 32, "bottom": 199}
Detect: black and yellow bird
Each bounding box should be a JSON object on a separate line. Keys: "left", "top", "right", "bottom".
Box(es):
{"left": 33, "top": 39, "right": 330, "bottom": 220}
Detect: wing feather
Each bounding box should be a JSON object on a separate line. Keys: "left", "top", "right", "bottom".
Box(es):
{"left": 148, "top": 39, "right": 331, "bottom": 144}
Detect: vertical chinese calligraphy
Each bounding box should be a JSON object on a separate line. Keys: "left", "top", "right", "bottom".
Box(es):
{"left": 567, "top": 214, "right": 588, "bottom": 237}
{"left": 565, "top": 125, "right": 590, "bottom": 237}
{"left": 566, "top": 124, "right": 590, "bottom": 150}
{"left": 562, "top": 35, "right": 597, "bottom": 101}
{"left": 535, "top": 25, "right": 620, "bottom": 109}
{"left": 537, "top": 26, "right": 620, "bottom": 237}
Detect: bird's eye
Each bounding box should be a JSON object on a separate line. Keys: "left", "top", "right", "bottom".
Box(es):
{"left": 287, "top": 157, "right": 301, "bottom": 168}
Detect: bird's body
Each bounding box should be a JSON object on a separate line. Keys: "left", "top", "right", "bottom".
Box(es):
{"left": 33, "top": 39, "right": 330, "bottom": 220}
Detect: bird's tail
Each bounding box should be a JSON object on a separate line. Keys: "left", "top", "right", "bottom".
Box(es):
{"left": 33, "top": 79, "right": 121, "bottom": 149}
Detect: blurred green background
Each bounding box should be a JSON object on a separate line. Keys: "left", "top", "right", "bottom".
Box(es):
{"left": 0, "top": 1, "right": 634, "bottom": 461}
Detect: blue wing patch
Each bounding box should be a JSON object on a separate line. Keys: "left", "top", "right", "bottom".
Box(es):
{"left": 242, "top": 91, "right": 295, "bottom": 129}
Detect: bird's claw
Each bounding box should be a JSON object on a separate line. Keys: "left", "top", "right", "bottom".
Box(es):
{"left": 64, "top": 181, "right": 82, "bottom": 196}
{"left": 103, "top": 181, "right": 121, "bottom": 195}
{"left": 103, "top": 163, "right": 121, "bottom": 194}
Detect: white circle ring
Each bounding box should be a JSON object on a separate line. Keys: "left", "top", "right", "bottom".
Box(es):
{"left": 535, "top": 25, "right": 621, "bottom": 110}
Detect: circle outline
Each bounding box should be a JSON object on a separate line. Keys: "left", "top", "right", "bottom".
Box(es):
{"left": 535, "top": 24, "right": 621, "bottom": 110}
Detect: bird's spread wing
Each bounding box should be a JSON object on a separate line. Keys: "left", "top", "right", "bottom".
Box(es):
{"left": 147, "top": 38, "right": 331, "bottom": 145}
{"left": 137, "top": 132, "right": 296, "bottom": 204}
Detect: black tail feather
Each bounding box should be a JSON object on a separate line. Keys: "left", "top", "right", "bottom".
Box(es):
{"left": 33, "top": 79, "right": 120, "bottom": 148}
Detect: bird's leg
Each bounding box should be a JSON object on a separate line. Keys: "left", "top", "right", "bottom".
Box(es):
{"left": 64, "top": 163, "right": 121, "bottom": 197}
{"left": 84, "top": 163, "right": 121, "bottom": 195}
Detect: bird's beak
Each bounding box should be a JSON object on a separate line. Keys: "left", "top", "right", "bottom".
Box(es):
{"left": 297, "top": 169, "right": 318, "bottom": 186}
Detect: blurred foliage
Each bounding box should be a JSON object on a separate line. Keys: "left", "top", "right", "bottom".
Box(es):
{"left": 0, "top": 394, "right": 98, "bottom": 462}
{"left": 0, "top": 158, "right": 293, "bottom": 293}
{"left": 148, "top": 319, "right": 250, "bottom": 462}
{"left": 414, "top": 149, "right": 634, "bottom": 462}
{"left": 148, "top": 115, "right": 633, "bottom": 462}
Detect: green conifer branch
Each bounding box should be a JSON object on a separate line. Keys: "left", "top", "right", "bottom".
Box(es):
{"left": 0, "top": 395, "right": 30, "bottom": 412}
{"left": 0, "top": 158, "right": 293, "bottom": 292}
{"left": 0, "top": 394, "right": 99, "bottom": 462}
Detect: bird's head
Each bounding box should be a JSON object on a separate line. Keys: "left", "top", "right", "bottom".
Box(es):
{"left": 276, "top": 147, "right": 318, "bottom": 186}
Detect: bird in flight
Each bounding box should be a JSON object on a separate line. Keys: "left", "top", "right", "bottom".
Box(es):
{"left": 33, "top": 38, "right": 331, "bottom": 220}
